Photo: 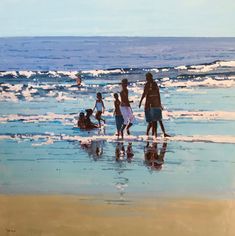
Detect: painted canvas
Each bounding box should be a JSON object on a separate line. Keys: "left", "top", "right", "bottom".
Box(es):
{"left": 0, "top": 0, "right": 235, "bottom": 235}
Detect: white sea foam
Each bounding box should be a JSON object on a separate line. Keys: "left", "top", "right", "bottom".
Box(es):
{"left": 219, "top": 60, "right": 235, "bottom": 67}
{"left": 1, "top": 83, "right": 23, "bottom": 92}
{"left": 0, "top": 113, "right": 75, "bottom": 124}
{"left": 18, "top": 71, "right": 36, "bottom": 78}
{"left": 175, "top": 60, "right": 235, "bottom": 73}
{"left": 170, "top": 135, "right": 235, "bottom": 144}
{"left": 0, "top": 71, "right": 18, "bottom": 77}
{"left": 162, "top": 77, "right": 235, "bottom": 88}
{"left": 1, "top": 133, "right": 235, "bottom": 145}
{"left": 21, "top": 88, "right": 34, "bottom": 101}
{"left": 1, "top": 110, "right": 235, "bottom": 125}
{"left": 56, "top": 92, "right": 77, "bottom": 102}
{"left": 176, "top": 88, "right": 207, "bottom": 94}
{"left": 56, "top": 71, "right": 79, "bottom": 79}
{"left": 175, "top": 65, "right": 187, "bottom": 70}
{"left": 164, "top": 110, "right": 235, "bottom": 121}
{"left": 188, "top": 64, "right": 218, "bottom": 73}
{"left": 188, "top": 60, "right": 235, "bottom": 73}
{"left": 150, "top": 68, "right": 159, "bottom": 73}
{"left": 0, "top": 91, "right": 19, "bottom": 102}
{"left": 82, "top": 69, "right": 125, "bottom": 76}
{"left": 48, "top": 71, "right": 60, "bottom": 77}
{"left": 161, "top": 68, "right": 170, "bottom": 72}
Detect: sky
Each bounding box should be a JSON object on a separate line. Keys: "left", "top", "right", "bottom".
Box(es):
{"left": 0, "top": 0, "right": 234, "bottom": 37}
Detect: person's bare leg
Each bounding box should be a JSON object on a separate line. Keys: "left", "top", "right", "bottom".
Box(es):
{"left": 126, "top": 123, "right": 132, "bottom": 135}
{"left": 121, "top": 124, "right": 126, "bottom": 139}
{"left": 159, "top": 120, "right": 170, "bottom": 137}
{"left": 153, "top": 121, "right": 157, "bottom": 138}
{"left": 146, "top": 122, "right": 152, "bottom": 136}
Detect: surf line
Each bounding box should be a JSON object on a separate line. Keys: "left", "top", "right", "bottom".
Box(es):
{"left": 0, "top": 134, "right": 235, "bottom": 146}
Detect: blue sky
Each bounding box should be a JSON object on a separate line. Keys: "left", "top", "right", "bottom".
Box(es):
{"left": 0, "top": 0, "right": 234, "bottom": 37}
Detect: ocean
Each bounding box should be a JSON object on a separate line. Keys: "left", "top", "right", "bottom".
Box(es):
{"left": 0, "top": 37, "right": 235, "bottom": 199}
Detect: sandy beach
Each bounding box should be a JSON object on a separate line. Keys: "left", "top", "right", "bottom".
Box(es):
{"left": 1, "top": 194, "right": 235, "bottom": 236}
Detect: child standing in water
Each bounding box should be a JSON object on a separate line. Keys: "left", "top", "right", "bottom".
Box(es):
{"left": 93, "top": 92, "right": 105, "bottom": 127}
{"left": 113, "top": 93, "right": 124, "bottom": 138}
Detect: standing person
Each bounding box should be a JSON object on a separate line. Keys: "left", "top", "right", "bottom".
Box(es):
{"left": 93, "top": 92, "right": 105, "bottom": 127}
{"left": 120, "top": 79, "right": 134, "bottom": 139}
{"left": 113, "top": 93, "right": 124, "bottom": 138}
{"left": 139, "top": 72, "right": 170, "bottom": 138}
{"left": 139, "top": 73, "right": 154, "bottom": 136}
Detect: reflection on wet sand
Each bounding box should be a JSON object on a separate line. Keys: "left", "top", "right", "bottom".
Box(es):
{"left": 144, "top": 141, "right": 167, "bottom": 171}
{"left": 81, "top": 140, "right": 104, "bottom": 161}
{"left": 115, "top": 142, "right": 134, "bottom": 162}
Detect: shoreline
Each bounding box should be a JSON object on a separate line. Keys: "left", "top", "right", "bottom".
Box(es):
{"left": 1, "top": 194, "right": 235, "bottom": 236}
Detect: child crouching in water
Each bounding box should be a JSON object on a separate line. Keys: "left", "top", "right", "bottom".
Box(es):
{"left": 93, "top": 92, "right": 105, "bottom": 127}
{"left": 113, "top": 93, "right": 124, "bottom": 138}
{"left": 77, "top": 112, "right": 86, "bottom": 129}
{"left": 77, "top": 109, "right": 99, "bottom": 129}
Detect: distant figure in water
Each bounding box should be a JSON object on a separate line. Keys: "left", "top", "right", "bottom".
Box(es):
{"left": 93, "top": 92, "right": 105, "bottom": 127}
{"left": 144, "top": 141, "right": 167, "bottom": 171}
{"left": 76, "top": 74, "right": 82, "bottom": 86}
{"left": 120, "top": 79, "right": 134, "bottom": 139}
{"left": 139, "top": 72, "right": 170, "bottom": 138}
{"left": 113, "top": 93, "right": 124, "bottom": 138}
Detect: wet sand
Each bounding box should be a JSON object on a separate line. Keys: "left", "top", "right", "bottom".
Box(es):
{"left": 0, "top": 195, "right": 234, "bottom": 236}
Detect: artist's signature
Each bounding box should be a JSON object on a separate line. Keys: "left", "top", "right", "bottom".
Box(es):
{"left": 6, "top": 228, "right": 16, "bottom": 234}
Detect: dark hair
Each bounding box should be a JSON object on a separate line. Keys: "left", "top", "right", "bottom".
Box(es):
{"left": 79, "top": 112, "right": 85, "bottom": 118}
{"left": 97, "top": 92, "right": 102, "bottom": 98}
{"left": 114, "top": 93, "right": 119, "bottom": 98}
{"left": 121, "top": 78, "right": 128, "bottom": 84}
{"left": 145, "top": 72, "right": 153, "bottom": 82}
{"left": 85, "top": 109, "right": 93, "bottom": 115}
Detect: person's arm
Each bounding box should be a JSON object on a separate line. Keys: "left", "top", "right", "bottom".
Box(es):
{"left": 157, "top": 87, "right": 163, "bottom": 110}
{"left": 92, "top": 101, "right": 97, "bottom": 113}
{"left": 139, "top": 84, "right": 148, "bottom": 108}
{"left": 102, "top": 100, "right": 105, "bottom": 113}
{"left": 139, "top": 93, "right": 145, "bottom": 108}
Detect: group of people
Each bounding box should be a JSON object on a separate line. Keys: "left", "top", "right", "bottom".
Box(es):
{"left": 77, "top": 72, "right": 170, "bottom": 138}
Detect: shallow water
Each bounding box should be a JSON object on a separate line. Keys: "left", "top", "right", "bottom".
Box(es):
{"left": 0, "top": 37, "right": 235, "bottom": 199}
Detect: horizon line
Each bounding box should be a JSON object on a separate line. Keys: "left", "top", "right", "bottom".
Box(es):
{"left": 1, "top": 35, "right": 235, "bottom": 39}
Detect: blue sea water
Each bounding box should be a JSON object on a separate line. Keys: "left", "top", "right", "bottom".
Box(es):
{"left": 0, "top": 37, "right": 235, "bottom": 70}
{"left": 0, "top": 37, "right": 235, "bottom": 199}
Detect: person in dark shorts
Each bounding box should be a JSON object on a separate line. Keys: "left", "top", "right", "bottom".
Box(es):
{"left": 113, "top": 93, "right": 124, "bottom": 138}
{"left": 139, "top": 72, "right": 170, "bottom": 138}
{"left": 93, "top": 92, "right": 105, "bottom": 127}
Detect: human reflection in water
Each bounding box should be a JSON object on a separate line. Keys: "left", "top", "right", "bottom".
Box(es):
{"left": 144, "top": 141, "right": 167, "bottom": 171}
{"left": 81, "top": 140, "right": 104, "bottom": 161}
{"left": 115, "top": 142, "right": 134, "bottom": 162}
